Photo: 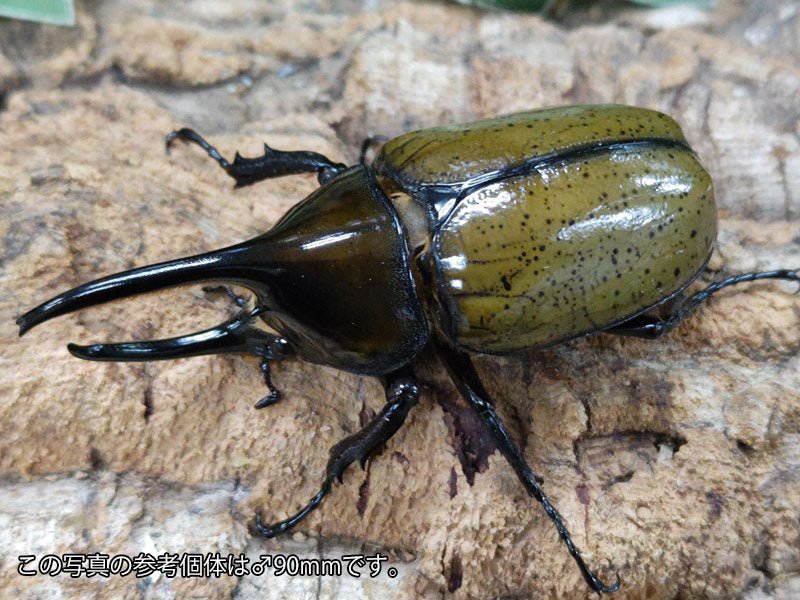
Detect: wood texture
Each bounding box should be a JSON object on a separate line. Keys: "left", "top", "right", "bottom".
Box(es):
{"left": 1, "top": 1, "right": 799, "bottom": 598}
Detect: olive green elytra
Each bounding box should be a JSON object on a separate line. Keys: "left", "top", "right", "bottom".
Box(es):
{"left": 376, "top": 104, "right": 716, "bottom": 353}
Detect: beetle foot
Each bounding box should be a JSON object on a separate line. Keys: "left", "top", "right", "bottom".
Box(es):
{"left": 252, "top": 511, "right": 278, "bottom": 538}
{"left": 255, "top": 357, "right": 282, "bottom": 409}
{"left": 166, "top": 128, "right": 231, "bottom": 170}
{"left": 252, "top": 478, "right": 333, "bottom": 538}
{"left": 590, "top": 571, "right": 621, "bottom": 595}
{"left": 254, "top": 392, "right": 280, "bottom": 410}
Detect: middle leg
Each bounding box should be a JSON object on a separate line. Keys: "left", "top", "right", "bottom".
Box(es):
{"left": 253, "top": 365, "right": 420, "bottom": 537}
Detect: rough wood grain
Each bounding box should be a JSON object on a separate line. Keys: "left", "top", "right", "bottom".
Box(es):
{"left": 1, "top": 1, "right": 799, "bottom": 598}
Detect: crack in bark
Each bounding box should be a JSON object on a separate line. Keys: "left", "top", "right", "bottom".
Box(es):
{"left": 143, "top": 380, "right": 154, "bottom": 422}
{"left": 356, "top": 467, "right": 370, "bottom": 518}
{"left": 89, "top": 447, "right": 106, "bottom": 470}
{"left": 447, "top": 552, "right": 463, "bottom": 593}
{"left": 601, "top": 470, "right": 634, "bottom": 491}
{"left": 438, "top": 390, "right": 496, "bottom": 486}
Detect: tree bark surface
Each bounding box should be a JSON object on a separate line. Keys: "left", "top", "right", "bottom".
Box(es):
{"left": 1, "top": 1, "right": 799, "bottom": 598}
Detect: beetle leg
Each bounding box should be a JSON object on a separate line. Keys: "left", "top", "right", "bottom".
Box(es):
{"left": 254, "top": 358, "right": 281, "bottom": 409}
{"left": 608, "top": 268, "right": 799, "bottom": 339}
{"left": 253, "top": 366, "right": 419, "bottom": 537}
{"left": 434, "top": 340, "right": 620, "bottom": 594}
{"left": 202, "top": 284, "right": 248, "bottom": 308}
{"left": 254, "top": 336, "right": 293, "bottom": 410}
{"left": 165, "top": 127, "right": 348, "bottom": 188}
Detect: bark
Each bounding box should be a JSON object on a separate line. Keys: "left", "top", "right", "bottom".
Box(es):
{"left": 1, "top": 1, "right": 799, "bottom": 598}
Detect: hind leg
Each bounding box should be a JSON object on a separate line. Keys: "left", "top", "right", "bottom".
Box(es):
{"left": 434, "top": 340, "right": 620, "bottom": 594}
{"left": 607, "top": 269, "right": 799, "bottom": 339}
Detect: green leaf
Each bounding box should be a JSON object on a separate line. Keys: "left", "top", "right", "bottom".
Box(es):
{"left": 449, "top": 0, "right": 552, "bottom": 13}
{"left": 0, "top": 0, "right": 75, "bottom": 26}
{"left": 631, "top": 0, "right": 712, "bottom": 7}
{"left": 448, "top": 0, "right": 712, "bottom": 12}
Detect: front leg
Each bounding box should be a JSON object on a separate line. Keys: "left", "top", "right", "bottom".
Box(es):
{"left": 165, "top": 128, "right": 347, "bottom": 187}
{"left": 253, "top": 365, "right": 420, "bottom": 537}
{"left": 254, "top": 337, "right": 293, "bottom": 409}
{"left": 67, "top": 306, "right": 295, "bottom": 409}
{"left": 434, "top": 340, "right": 620, "bottom": 594}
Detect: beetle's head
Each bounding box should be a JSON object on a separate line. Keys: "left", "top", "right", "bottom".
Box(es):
{"left": 17, "top": 165, "right": 426, "bottom": 374}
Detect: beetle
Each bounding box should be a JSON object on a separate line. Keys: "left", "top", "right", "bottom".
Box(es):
{"left": 16, "top": 104, "right": 799, "bottom": 593}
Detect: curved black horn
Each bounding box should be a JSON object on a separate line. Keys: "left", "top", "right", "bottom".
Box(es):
{"left": 16, "top": 237, "right": 274, "bottom": 337}
{"left": 67, "top": 308, "right": 272, "bottom": 361}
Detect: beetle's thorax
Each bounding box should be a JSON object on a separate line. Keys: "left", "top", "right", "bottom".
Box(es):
{"left": 17, "top": 165, "right": 429, "bottom": 376}
{"left": 251, "top": 166, "right": 428, "bottom": 375}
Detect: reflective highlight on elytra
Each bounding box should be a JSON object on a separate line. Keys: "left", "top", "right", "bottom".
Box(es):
{"left": 433, "top": 143, "right": 715, "bottom": 352}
